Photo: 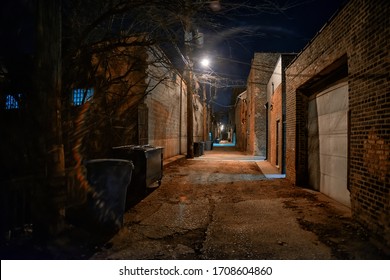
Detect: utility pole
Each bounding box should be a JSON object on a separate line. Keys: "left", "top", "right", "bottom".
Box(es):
{"left": 185, "top": 0, "right": 194, "bottom": 158}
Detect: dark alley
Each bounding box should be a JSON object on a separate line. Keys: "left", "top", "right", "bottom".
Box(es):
{"left": 1, "top": 3, "right": 389, "bottom": 278}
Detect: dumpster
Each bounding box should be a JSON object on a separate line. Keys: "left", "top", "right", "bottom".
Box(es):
{"left": 194, "top": 142, "right": 202, "bottom": 157}
{"left": 112, "top": 145, "right": 164, "bottom": 207}
{"left": 67, "top": 159, "right": 133, "bottom": 233}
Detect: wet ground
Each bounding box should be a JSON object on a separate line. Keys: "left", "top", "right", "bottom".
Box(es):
{"left": 1, "top": 146, "right": 388, "bottom": 259}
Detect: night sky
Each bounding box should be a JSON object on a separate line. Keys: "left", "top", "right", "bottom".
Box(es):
{"left": 192, "top": 0, "right": 347, "bottom": 114}
{"left": 197, "top": 0, "right": 347, "bottom": 90}
{"left": 0, "top": 0, "right": 347, "bottom": 108}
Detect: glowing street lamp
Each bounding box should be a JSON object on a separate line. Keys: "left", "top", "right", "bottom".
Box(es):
{"left": 201, "top": 57, "right": 210, "bottom": 68}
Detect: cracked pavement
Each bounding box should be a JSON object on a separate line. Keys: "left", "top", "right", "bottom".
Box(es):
{"left": 91, "top": 147, "right": 387, "bottom": 260}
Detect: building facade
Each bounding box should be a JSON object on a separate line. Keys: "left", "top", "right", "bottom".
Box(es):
{"left": 285, "top": 0, "right": 389, "bottom": 252}
{"left": 266, "top": 54, "right": 295, "bottom": 173}
{"left": 237, "top": 53, "right": 280, "bottom": 156}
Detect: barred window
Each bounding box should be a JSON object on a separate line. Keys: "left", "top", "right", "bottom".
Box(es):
{"left": 5, "top": 94, "right": 21, "bottom": 110}
{"left": 72, "top": 88, "right": 93, "bottom": 106}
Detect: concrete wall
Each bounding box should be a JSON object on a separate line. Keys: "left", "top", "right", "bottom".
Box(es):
{"left": 285, "top": 0, "right": 390, "bottom": 252}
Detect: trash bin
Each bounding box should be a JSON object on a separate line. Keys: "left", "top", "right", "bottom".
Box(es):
{"left": 194, "top": 142, "right": 202, "bottom": 157}
{"left": 205, "top": 140, "right": 213, "bottom": 150}
{"left": 112, "top": 145, "right": 164, "bottom": 207}
{"left": 68, "top": 159, "right": 133, "bottom": 233}
{"left": 200, "top": 141, "right": 205, "bottom": 155}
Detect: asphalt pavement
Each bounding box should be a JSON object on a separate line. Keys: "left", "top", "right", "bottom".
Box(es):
{"left": 91, "top": 146, "right": 387, "bottom": 260}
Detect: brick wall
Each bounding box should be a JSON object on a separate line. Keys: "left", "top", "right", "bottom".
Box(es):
{"left": 145, "top": 66, "right": 203, "bottom": 158}
{"left": 246, "top": 53, "right": 280, "bottom": 156}
{"left": 286, "top": 0, "right": 390, "bottom": 251}
{"left": 235, "top": 90, "right": 247, "bottom": 151}
{"left": 266, "top": 54, "right": 295, "bottom": 172}
{"left": 70, "top": 41, "right": 148, "bottom": 160}
{"left": 268, "top": 84, "right": 282, "bottom": 169}
{"left": 83, "top": 44, "right": 196, "bottom": 161}
{"left": 144, "top": 67, "right": 188, "bottom": 159}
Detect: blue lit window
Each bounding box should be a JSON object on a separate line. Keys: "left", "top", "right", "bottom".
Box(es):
{"left": 72, "top": 88, "right": 93, "bottom": 106}
{"left": 5, "top": 94, "right": 21, "bottom": 110}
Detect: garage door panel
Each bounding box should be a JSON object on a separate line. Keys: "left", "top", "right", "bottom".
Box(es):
{"left": 321, "top": 174, "right": 349, "bottom": 206}
{"left": 329, "top": 134, "right": 348, "bottom": 158}
{"left": 320, "top": 152, "right": 347, "bottom": 179}
{"left": 316, "top": 94, "right": 329, "bottom": 116}
{"left": 330, "top": 111, "right": 348, "bottom": 134}
{"left": 319, "top": 136, "right": 330, "bottom": 156}
{"left": 327, "top": 155, "right": 347, "bottom": 179}
{"left": 328, "top": 85, "right": 348, "bottom": 113}
{"left": 318, "top": 114, "right": 331, "bottom": 135}
{"left": 308, "top": 82, "right": 350, "bottom": 207}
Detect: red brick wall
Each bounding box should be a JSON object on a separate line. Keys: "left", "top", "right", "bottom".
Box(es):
{"left": 246, "top": 53, "right": 280, "bottom": 156}
{"left": 268, "top": 84, "right": 282, "bottom": 170}
{"left": 235, "top": 91, "right": 247, "bottom": 151}
{"left": 286, "top": 0, "right": 390, "bottom": 251}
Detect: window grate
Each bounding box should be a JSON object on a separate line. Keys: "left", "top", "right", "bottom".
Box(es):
{"left": 5, "top": 94, "right": 21, "bottom": 110}
{"left": 72, "top": 88, "right": 93, "bottom": 106}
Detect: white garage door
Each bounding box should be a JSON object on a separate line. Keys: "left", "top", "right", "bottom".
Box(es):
{"left": 308, "top": 82, "right": 350, "bottom": 206}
